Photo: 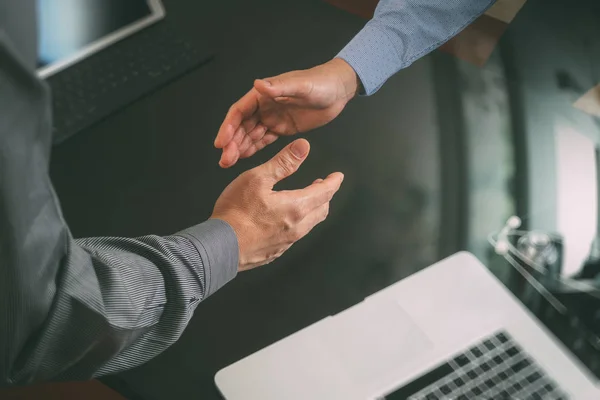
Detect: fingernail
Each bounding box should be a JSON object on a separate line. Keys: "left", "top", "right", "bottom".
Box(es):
{"left": 262, "top": 79, "right": 272, "bottom": 87}
{"left": 291, "top": 140, "right": 309, "bottom": 158}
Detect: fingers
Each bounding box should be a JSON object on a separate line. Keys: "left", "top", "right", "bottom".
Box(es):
{"left": 219, "top": 116, "right": 260, "bottom": 168}
{"left": 248, "top": 123, "right": 268, "bottom": 141}
{"left": 295, "top": 172, "right": 344, "bottom": 212}
{"left": 239, "top": 115, "right": 260, "bottom": 143}
{"left": 231, "top": 124, "right": 246, "bottom": 148}
{"left": 257, "top": 139, "right": 310, "bottom": 185}
{"left": 254, "top": 75, "right": 313, "bottom": 99}
{"left": 294, "top": 202, "right": 331, "bottom": 240}
{"left": 238, "top": 133, "right": 254, "bottom": 158}
{"left": 237, "top": 123, "right": 268, "bottom": 156}
{"left": 272, "top": 96, "right": 306, "bottom": 107}
{"left": 221, "top": 131, "right": 280, "bottom": 168}
{"left": 215, "top": 88, "right": 259, "bottom": 149}
{"left": 240, "top": 132, "right": 279, "bottom": 159}
{"left": 219, "top": 142, "right": 239, "bottom": 169}
{"left": 274, "top": 172, "right": 342, "bottom": 246}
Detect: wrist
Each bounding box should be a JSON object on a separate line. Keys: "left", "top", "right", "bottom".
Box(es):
{"left": 328, "top": 58, "right": 360, "bottom": 100}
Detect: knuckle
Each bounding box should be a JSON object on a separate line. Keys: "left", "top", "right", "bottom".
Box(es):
{"left": 290, "top": 205, "right": 304, "bottom": 223}
{"left": 301, "top": 80, "right": 314, "bottom": 96}
{"left": 281, "top": 215, "right": 295, "bottom": 233}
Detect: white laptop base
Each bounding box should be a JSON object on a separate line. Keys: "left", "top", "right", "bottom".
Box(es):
{"left": 215, "top": 252, "right": 599, "bottom": 399}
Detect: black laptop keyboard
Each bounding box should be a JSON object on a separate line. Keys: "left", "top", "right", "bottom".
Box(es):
{"left": 47, "top": 21, "right": 212, "bottom": 144}
{"left": 385, "top": 331, "right": 569, "bottom": 400}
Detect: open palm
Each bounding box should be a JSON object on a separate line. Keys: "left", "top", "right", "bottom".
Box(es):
{"left": 215, "top": 59, "right": 359, "bottom": 168}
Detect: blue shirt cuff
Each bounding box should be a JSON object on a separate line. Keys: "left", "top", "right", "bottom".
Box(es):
{"left": 177, "top": 219, "right": 239, "bottom": 297}
{"left": 337, "top": 22, "right": 404, "bottom": 96}
{"left": 337, "top": 0, "right": 496, "bottom": 96}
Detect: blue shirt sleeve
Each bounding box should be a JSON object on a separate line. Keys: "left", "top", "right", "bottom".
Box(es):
{"left": 337, "top": 0, "right": 496, "bottom": 95}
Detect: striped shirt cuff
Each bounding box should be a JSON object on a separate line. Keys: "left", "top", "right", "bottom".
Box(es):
{"left": 337, "top": 22, "right": 404, "bottom": 96}
{"left": 177, "top": 219, "right": 239, "bottom": 298}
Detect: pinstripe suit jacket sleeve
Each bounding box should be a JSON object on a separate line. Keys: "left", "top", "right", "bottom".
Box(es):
{"left": 0, "top": 0, "right": 238, "bottom": 386}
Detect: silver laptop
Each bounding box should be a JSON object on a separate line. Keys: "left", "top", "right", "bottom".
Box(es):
{"left": 37, "top": 0, "right": 165, "bottom": 78}
{"left": 215, "top": 251, "right": 599, "bottom": 399}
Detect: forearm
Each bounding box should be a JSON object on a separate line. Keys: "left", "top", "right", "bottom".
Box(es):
{"left": 20, "top": 221, "right": 238, "bottom": 383}
{"left": 0, "top": 17, "right": 237, "bottom": 385}
{"left": 337, "top": 0, "right": 496, "bottom": 94}
{"left": 3, "top": 226, "right": 237, "bottom": 385}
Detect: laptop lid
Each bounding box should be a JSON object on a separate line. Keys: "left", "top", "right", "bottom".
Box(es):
{"left": 215, "top": 253, "right": 596, "bottom": 399}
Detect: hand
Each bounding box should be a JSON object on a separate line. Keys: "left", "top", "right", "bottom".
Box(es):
{"left": 214, "top": 58, "right": 359, "bottom": 168}
{"left": 211, "top": 139, "right": 344, "bottom": 271}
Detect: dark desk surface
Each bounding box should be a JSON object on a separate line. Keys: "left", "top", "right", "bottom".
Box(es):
{"left": 49, "top": 0, "right": 600, "bottom": 398}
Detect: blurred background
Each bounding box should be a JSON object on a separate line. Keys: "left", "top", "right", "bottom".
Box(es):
{"left": 3, "top": 0, "right": 600, "bottom": 398}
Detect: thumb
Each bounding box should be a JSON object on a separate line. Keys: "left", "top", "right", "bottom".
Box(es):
{"left": 259, "top": 139, "right": 310, "bottom": 185}
{"left": 255, "top": 75, "right": 312, "bottom": 99}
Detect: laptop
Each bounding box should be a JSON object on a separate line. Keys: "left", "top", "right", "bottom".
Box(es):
{"left": 215, "top": 251, "right": 599, "bottom": 399}
{"left": 38, "top": 0, "right": 212, "bottom": 143}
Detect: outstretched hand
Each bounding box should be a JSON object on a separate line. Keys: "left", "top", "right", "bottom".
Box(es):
{"left": 214, "top": 58, "right": 359, "bottom": 168}
{"left": 211, "top": 139, "right": 344, "bottom": 271}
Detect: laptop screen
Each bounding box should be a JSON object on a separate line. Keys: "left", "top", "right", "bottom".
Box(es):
{"left": 37, "top": 0, "right": 164, "bottom": 77}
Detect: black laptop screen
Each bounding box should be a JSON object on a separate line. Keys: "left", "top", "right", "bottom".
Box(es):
{"left": 37, "top": 0, "right": 153, "bottom": 69}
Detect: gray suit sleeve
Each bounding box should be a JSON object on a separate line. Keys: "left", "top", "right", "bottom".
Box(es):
{"left": 0, "top": 2, "right": 238, "bottom": 386}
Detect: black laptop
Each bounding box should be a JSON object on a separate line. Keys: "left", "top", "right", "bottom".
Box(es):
{"left": 38, "top": 0, "right": 212, "bottom": 144}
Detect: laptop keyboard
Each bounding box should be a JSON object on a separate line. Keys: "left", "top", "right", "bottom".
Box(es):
{"left": 385, "top": 331, "right": 569, "bottom": 400}
{"left": 47, "top": 21, "right": 212, "bottom": 144}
